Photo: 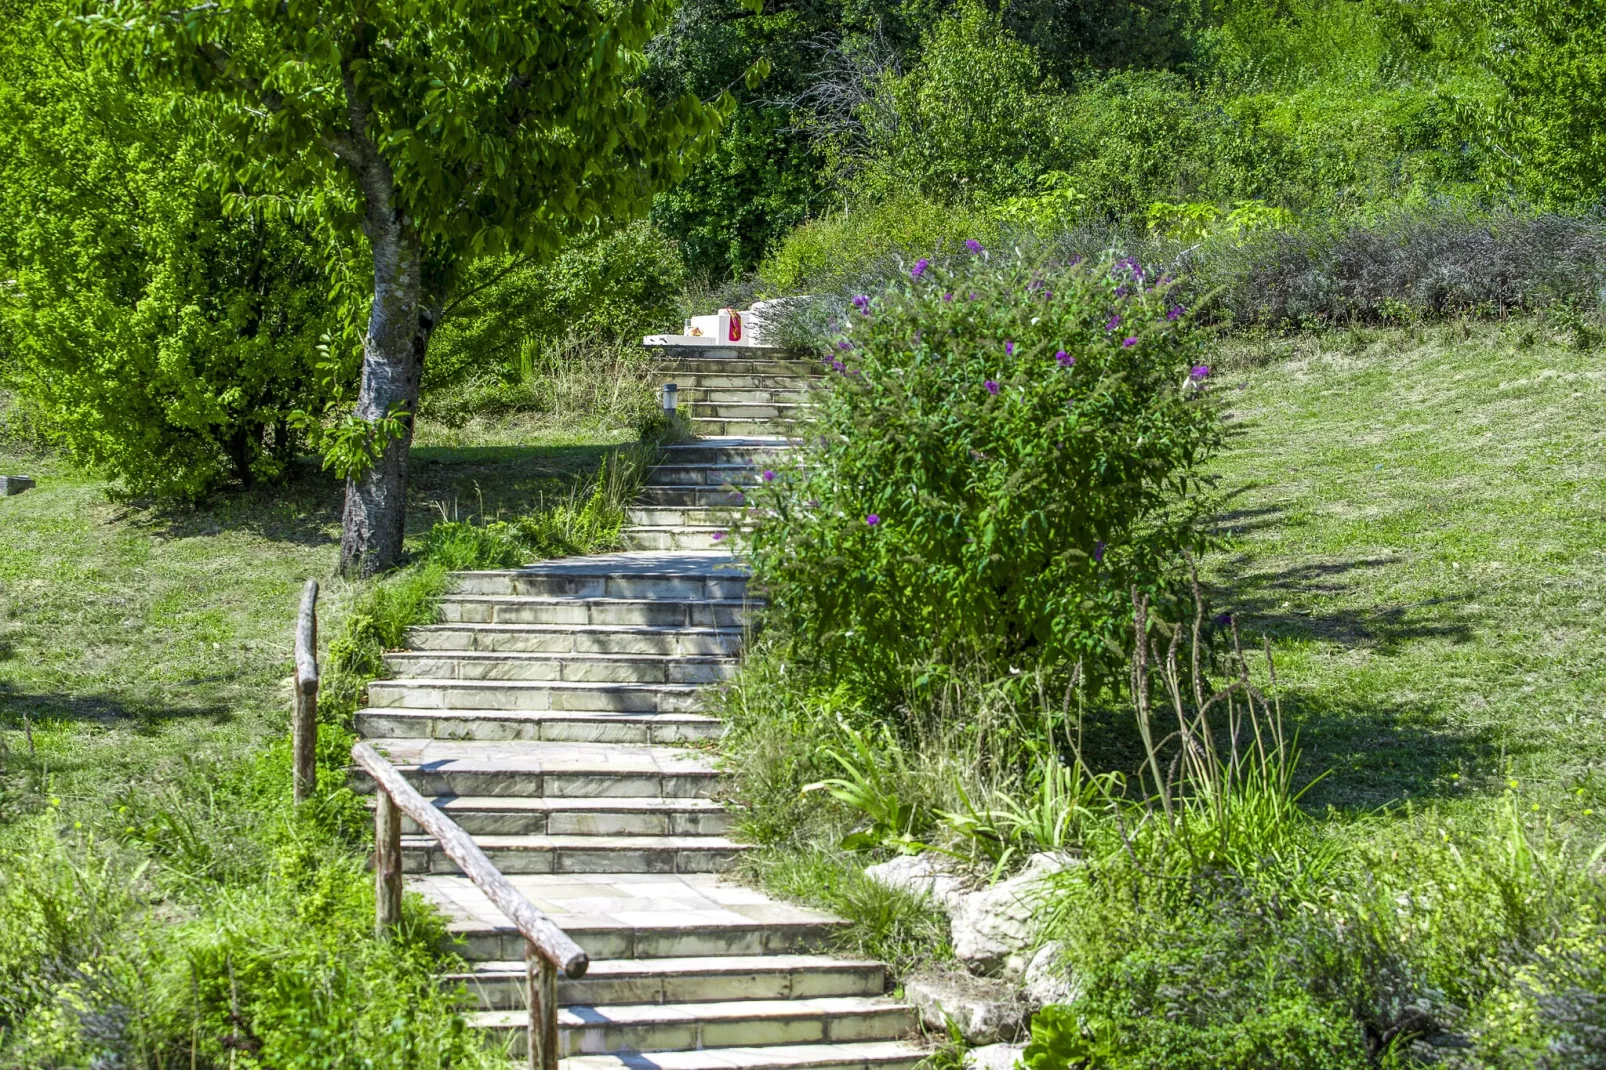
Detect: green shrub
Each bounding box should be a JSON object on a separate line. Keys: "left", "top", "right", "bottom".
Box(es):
{"left": 424, "top": 220, "right": 687, "bottom": 396}
{"left": 740, "top": 246, "right": 1219, "bottom": 700}
{"left": 759, "top": 191, "right": 995, "bottom": 296}
{"left": 0, "top": 0, "right": 345, "bottom": 499}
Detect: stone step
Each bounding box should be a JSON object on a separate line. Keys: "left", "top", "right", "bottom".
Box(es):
{"left": 684, "top": 402, "right": 809, "bottom": 422}
{"left": 402, "top": 833, "right": 746, "bottom": 876}
{"left": 637, "top": 485, "right": 752, "bottom": 508}
{"left": 365, "top": 678, "right": 707, "bottom": 714}
{"left": 446, "top": 552, "right": 748, "bottom": 598}
{"left": 355, "top": 707, "right": 724, "bottom": 745}
{"left": 474, "top": 997, "right": 915, "bottom": 1057}
{"left": 625, "top": 506, "right": 743, "bottom": 528}
{"left": 406, "top": 624, "right": 747, "bottom": 657}
{"left": 357, "top": 740, "right": 720, "bottom": 799}
{"left": 655, "top": 358, "right": 819, "bottom": 376}
{"left": 645, "top": 463, "right": 771, "bottom": 488}
{"left": 655, "top": 440, "right": 796, "bottom": 467}
{"left": 673, "top": 387, "right": 814, "bottom": 405}
{"left": 622, "top": 527, "right": 732, "bottom": 552}
{"left": 398, "top": 797, "right": 733, "bottom": 838}
{"left": 420, "top": 872, "right": 845, "bottom": 961}
{"left": 557, "top": 1042, "right": 926, "bottom": 1070}
{"left": 383, "top": 650, "right": 738, "bottom": 684}
{"left": 449, "top": 954, "right": 885, "bottom": 1010}
{"left": 438, "top": 596, "right": 751, "bottom": 628}
{"left": 688, "top": 418, "right": 802, "bottom": 437}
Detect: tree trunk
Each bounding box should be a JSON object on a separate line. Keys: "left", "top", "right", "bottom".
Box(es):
{"left": 333, "top": 82, "right": 442, "bottom": 576}
{"left": 338, "top": 220, "right": 437, "bottom": 575}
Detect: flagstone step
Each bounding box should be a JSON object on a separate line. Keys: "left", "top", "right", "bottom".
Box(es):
{"left": 355, "top": 707, "right": 725, "bottom": 744}
{"left": 655, "top": 440, "right": 795, "bottom": 467}
{"left": 622, "top": 527, "right": 734, "bottom": 552}
{"left": 403, "top": 833, "right": 746, "bottom": 875}
{"left": 405, "top": 623, "right": 747, "bottom": 657}
{"left": 366, "top": 678, "right": 708, "bottom": 714}
{"left": 357, "top": 740, "right": 720, "bottom": 799}
{"left": 685, "top": 402, "right": 809, "bottom": 422}
{"left": 646, "top": 463, "right": 772, "bottom": 488}
{"left": 474, "top": 996, "right": 916, "bottom": 1057}
{"left": 626, "top": 506, "right": 745, "bottom": 528}
{"left": 449, "top": 552, "right": 749, "bottom": 599}
{"left": 382, "top": 650, "right": 738, "bottom": 684}
{"left": 437, "top": 596, "right": 750, "bottom": 628}
{"left": 557, "top": 1041, "right": 926, "bottom": 1070}
{"left": 449, "top": 954, "right": 885, "bottom": 1010}
{"left": 399, "top": 797, "right": 733, "bottom": 838}
{"left": 418, "top": 872, "right": 844, "bottom": 961}
{"left": 655, "top": 358, "right": 821, "bottom": 377}
{"left": 638, "top": 485, "right": 753, "bottom": 507}
{"left": 688, "top": 418, "right": 803, "bottom": 437}
{"left": 673, "top": 387, "right": 814, "bottom": 405}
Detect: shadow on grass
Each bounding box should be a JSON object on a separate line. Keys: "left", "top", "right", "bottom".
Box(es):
{"left": 121, "top": 442, "right": 619, "bottom": 547}
{"left": 0, "top": 683, "right": 234, "bottom": 729}
{"left": 1076, "top": 690, "right": 1508, "bottom": 814}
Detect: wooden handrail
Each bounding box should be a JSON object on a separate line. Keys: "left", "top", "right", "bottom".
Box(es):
{"left": 291, "top": 579, "right": 319, "bottom": 804}
{"left": 352, "top": 742, "right": 588, "bottom": 975}
{"left": 352, "top": 741, "right": 586, "bottom": 1070}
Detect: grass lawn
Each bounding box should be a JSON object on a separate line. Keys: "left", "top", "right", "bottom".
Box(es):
{"left": 1207, "top": 320, "right": 1606, "bottom": 816}
{"left": 0, "top": 430, "right": 617, "bottom": 825}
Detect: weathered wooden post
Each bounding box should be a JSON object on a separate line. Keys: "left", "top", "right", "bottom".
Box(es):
{"left": 526, "top": 942, "right": 559, "bottom": 1070}
{"left": 374, "top": 788, "right": 404, "bottom": 936}
{"left": 292, "top": 579, "right": 319, "bottom": 804}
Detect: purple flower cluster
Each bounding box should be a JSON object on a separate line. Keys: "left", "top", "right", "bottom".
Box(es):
{"left": 1190, "top": 364, "right": 1211, "bottom": 381}
{"left": 762, "top": 469, "right": 776, "bottom": 482}
{"left": 1167, "top": 306, "right": 1185, "bottom": 322}
{"left": 1004, "top": 341, "right": 1014, "bottom": 356}
{"left": 851, "top": 294, "right": 871, "bottom": 313}
{"left": 985, "top": 380, "right": 1000, "bottom": 395}
{"left": 1105, "top": 315, "right": 1121, "bottom": 332}
{"left": 943, "top": 292, "right": 954, "bottom": 302}
{"left": 866, "top": 514, "right": 881, "bottom": 526}
{"left": 1123, "top": 337, "right": 1138, "bottom": 348}
{"left": 1055, "top": 350, "right": 1075, "bottom": 367}
{"left": 965, "top": 239, "right": 983, "bottom": 253}
{"left": 910, "top": 258, "right": 930, "bottom": 279}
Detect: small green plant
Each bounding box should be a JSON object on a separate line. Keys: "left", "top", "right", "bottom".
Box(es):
{"left": 805, "top": 722, "right": 933, "bottom": 854}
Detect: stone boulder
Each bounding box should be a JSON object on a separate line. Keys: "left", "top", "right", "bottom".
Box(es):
{"left": 950, "top": 853, "right": 1072, "bottom": 979}
{"left": 903, "top": 969, "right": 1030, "bottom": 1045}
{"left": 964, "top": 1043, "right": 1027, "bottom": 1070}
{"left": 863, "top": 852, "right": 969, "bottom": 912}
{"left": 1021, "top": 941, "right": 1080, "bottom": 1007}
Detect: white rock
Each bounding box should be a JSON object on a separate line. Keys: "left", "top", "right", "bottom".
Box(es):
{"left": 964, "top": 1043, "right": 1027, "bottom": 1070}
{"left": 951, "top": 852, "right": 1072, "bottom": 979}
{"left": 904, "top": 971, "right": 1028, "bottom": 1044}
{"left": 863, "top": 852, "right": 968, "bottom": 912}
{"left": 1022, "top": 942, "right": 1079, "bottom": 1006}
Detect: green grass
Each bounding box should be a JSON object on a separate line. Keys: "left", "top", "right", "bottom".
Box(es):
{"left": 0, "top": 412, "right": 642, "bottom": 1067}
{"left": 1205, "top": 320, "right": 1606, "bottom": 813}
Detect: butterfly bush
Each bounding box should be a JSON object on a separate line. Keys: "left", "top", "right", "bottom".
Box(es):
{"left": 740, "top": 249, "right": 1220, "bottom": 697}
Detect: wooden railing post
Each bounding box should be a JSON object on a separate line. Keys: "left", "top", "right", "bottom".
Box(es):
{"left": 375, "top": 788, "right": 403, "bottom": 937}
{"left": 291, "top": 579, "right": 320, "bottom": 805}
{"left": 526, "top": 941, "right": 559, "bottom": 1070}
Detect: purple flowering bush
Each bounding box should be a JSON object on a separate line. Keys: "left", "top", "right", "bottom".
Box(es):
{"left": 741, "top": 250, "right": 1219, "bottom": 696}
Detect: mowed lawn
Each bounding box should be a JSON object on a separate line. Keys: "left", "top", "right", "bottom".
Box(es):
{"left": 1207, "top": 321, "right": 1606, "bottom": 815}
{"left": 0, "top": 433, "right": 615, "bottom": 824}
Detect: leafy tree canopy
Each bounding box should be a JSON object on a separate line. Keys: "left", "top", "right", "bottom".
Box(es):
{"left": 74, "top": 0, "right": 730, "bottom": 571}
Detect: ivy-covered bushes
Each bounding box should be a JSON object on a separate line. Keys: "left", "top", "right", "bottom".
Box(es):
{"left": 740, "top": 246, "right": 1219, "bottom": 699}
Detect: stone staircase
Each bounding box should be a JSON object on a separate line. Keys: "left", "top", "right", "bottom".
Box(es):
{"left": 355, "top": 345, "right": 926, "bottom": 1069}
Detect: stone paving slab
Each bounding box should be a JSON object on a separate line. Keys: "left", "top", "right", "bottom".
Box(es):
{"left": 367, "top": 738, "right": 719, "bottom": 774}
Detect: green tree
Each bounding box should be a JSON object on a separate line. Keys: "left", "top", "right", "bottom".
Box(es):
{"left": 77, "top": 0, "right": 726, "bottom": 573}
{"left": 1489, "top": 0, "right": 1606, "bottom": 207}
{"left": 0, "top": 0, "right": 343, "bottom": 498}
